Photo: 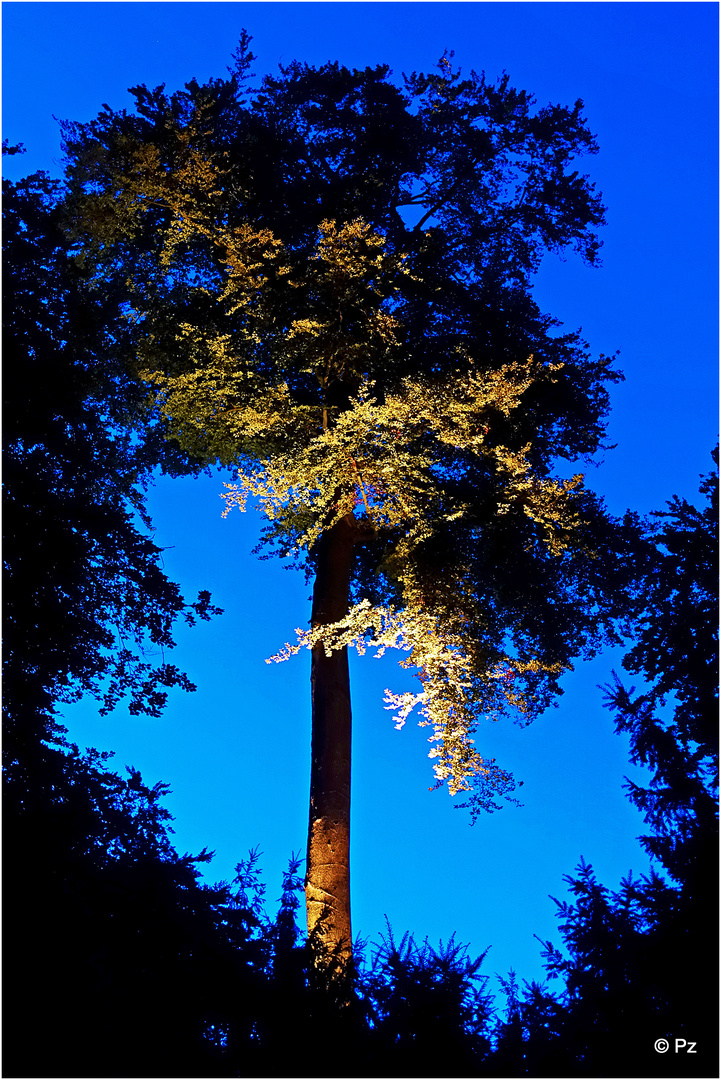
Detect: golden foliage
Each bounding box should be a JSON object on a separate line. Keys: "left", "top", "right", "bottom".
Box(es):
{"left": 97, "top": 122, "right": 587, "bottom": 801}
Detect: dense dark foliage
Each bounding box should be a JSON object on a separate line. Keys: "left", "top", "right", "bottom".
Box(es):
{"left": 2, "top": 161, "right": 219, "bottom": 762}
{"left": 490, "top": 455, "right": 719, "bottom": 1078}
{"left": 5, "top": 741, "right": 239, "bottom": 1077}
{"left": 2, "top": 156, "right": 223, "bottom": 1077}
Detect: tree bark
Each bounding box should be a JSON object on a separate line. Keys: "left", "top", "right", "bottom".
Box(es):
{"left": 306, "top": 513, "right": 357, "bottom": 963}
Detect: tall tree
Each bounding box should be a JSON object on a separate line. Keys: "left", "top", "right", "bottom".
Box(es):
{"left": 59, "top": 40, "right": 631, "bottom": 961}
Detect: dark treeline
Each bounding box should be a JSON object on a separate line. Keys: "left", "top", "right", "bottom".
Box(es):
{"left": 3, "top": 114, "right": 717, "bottom": 1079}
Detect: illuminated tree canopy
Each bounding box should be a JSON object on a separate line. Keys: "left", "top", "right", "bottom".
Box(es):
{"left": 60, "top": 38, "right": 634, "bottom": 953}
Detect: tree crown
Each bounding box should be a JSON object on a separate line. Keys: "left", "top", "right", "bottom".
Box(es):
{"left": 59, "top": 42, "right": 629, "bottom": 814}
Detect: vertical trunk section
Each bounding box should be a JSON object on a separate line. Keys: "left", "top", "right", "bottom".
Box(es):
{"left": 306, "top": 514, "right": 357, "bottom": 962}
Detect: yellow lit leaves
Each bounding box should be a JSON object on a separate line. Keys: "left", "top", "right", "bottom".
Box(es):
{"left": 282, "top": 219, "right": 405, "bottom": 385}
{"left": 218, "top": 224, "right": 289, "bottom": 312}
{"left": 135, "top": 208, "right": 585, "bottom": 803}
{"left": 267, "top": 594, "right": 565, "bottom": 797}
{"left": 315, "top": 217, "right": 399, "bottom": 283}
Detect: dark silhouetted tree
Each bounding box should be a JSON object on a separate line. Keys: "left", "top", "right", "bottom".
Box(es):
{"left": 360, "top": 922, "right": 494, "bottom": 1075}
{"left": 3, "top": 740, "right": 258, "bottom": 1078}
{"left": 2, "top": 156, "right": 240, "bottom": 1078}
{"left": 2, "top": 161, "right": 220, "bottom": 773}
{"left": 491, "top": 453, "right": 718, "bottom": 1078}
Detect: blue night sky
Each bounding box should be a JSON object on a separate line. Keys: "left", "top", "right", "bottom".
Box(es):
{"left": 3, "top": 2, "right": 718, "bottom": 989}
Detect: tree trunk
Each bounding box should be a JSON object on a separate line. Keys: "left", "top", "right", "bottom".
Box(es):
{"left": 306, "top": 513, "right": 357, "bottom": 963}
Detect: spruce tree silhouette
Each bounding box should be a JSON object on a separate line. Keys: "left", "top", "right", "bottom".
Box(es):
{"left": 490, "top": 453, "right": 718, "bottom": 1078}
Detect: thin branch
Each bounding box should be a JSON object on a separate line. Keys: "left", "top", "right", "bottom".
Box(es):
{"left": 350, "top": 456, "right": 371, "bottom": 517}
{"left": 412, "top": 157, "right": 482, "bottom": 232}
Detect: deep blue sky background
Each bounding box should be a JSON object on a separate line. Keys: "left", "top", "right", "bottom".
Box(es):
{"left": 3, "top": 2, "right": 718, "bottom": 989}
